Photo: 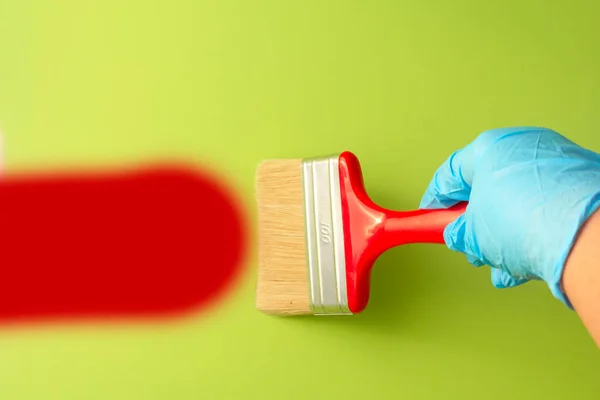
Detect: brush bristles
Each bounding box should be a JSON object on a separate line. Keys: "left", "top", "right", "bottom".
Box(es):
{"left": 255, "top": 159, "right": 312, "bottom": 315}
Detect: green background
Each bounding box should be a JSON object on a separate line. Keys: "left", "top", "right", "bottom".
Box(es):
{"left": 1, "top": 0, "right": 599, "bottom": 399}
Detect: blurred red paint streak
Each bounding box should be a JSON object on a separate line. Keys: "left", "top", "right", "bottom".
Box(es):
{"left": 0, "top": 163, "right": 247, "bottom": 324}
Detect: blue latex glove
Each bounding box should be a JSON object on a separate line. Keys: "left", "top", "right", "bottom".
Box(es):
{"left": 420, "top": 127, "right": 600, "bottom": 306}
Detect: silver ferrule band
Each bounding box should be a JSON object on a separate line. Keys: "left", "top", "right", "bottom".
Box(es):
{"left": 302, "top": 155, "right": 352, "bottom": 315}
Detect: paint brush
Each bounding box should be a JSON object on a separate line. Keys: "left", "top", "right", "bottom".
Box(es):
{"left": 255, "top": 151, "right": 466, "bottom": 315}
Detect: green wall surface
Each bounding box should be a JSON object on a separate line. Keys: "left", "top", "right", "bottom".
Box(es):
{"left": 1, "top": 1, "right": 599, "bottom": 399}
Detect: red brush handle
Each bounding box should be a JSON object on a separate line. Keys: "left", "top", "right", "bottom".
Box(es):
{"left": 377, "top": 203, "right": 467, "bottom": 246}
{"left": 339, "top": 151, "right": 467, "bottom": 313}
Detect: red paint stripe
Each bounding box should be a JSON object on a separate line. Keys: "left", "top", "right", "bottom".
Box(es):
{"left": 0, "top": 164, "right": 246, "bottom": 323}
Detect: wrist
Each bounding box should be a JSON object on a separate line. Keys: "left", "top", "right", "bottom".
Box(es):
{"left": 561, "top": 206, "right": 600, "bottom": 308}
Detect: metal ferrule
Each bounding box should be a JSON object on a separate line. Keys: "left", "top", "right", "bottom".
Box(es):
{"left": 301, "top": 155, "right": 352, "bottom": 315}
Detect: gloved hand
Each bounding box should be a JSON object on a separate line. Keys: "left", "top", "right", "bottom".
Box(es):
{"left": 420, "top": 127, "right": 600, "bottom": 307}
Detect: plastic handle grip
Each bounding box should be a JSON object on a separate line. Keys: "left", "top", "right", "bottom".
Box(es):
{"left": 338, "top": 151, "right": 467, "bottom": 313}
{"left": 378, "top": 202, "right": 467, "bottom": 246}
